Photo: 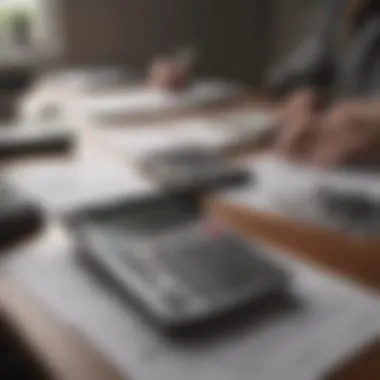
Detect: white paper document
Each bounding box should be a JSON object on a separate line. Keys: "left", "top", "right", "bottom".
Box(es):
{"left": 98, "top": 108, "right": 278, "bottom": 161}
{"left": 223, "top": 156, "right": 380, "bottom": 234}
{"left": 41, "top": 66, "right": 135, "bottom": 92}
{"left": 211, "top": 108, "right": 279, "bottom": 137}
{"left": 80, "top": 80, "right": 242, "bottom": 119}
{"left": 4, "top": 244, "right": 380, "bottom": 380}
{"left": 98, "top": 121, "right": 235, "bottom": 160}
{"left": 4, "top": 158, "right": 157, "bottom": 213}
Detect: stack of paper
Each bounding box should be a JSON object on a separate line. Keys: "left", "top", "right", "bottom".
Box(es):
{"left": 97, "top": 120, "right": 234, "bottom": 161}
{"left": 41, "top": 66, "right": 136, "bottom": 92}
{"left": 4, "top": 158, "right": 157, "bottom": 214}
{"left": 222, "top": 156, "right": 380, "bottom": 234}
{"left": 217, "top": 108, "right": 277, "bottom": 132}
{"left": 80, "top": 80, "right": 242, "bottom": 119}
{"left": 97, "top": 107, "right": 279, "bottom": 161}
{"left": 203, "top": 108, "right": 279, "bottom": 147}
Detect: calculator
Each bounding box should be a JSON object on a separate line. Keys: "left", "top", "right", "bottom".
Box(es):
{"left": 140, "top": 146, "right": 250, "bottom": 191}
{"left": 67, "top": 193, "right": 289, "bottom": 330}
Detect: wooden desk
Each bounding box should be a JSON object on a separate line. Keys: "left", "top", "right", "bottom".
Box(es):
{"left": 0, "top": 87, "right": 380, "bottom": 380}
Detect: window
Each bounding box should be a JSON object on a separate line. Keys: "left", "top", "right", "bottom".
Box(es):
{"left": 0, "top": 0, "right": 60, "bottom": 66}
{"left": 0, "top": 0, "right": 38, "bottom": 47}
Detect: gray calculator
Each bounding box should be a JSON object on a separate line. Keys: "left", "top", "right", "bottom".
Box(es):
{"left": 67, "top": 194, "right": 289, "bottom": 330}
{"left": 140, "top": 146, "right": 250, "bottom": 191}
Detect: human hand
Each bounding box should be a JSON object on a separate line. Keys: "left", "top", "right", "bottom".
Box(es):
{"left": 281, "top": 88, "right": 318, "bottom": 123}
{"left": 275, "top": 88, "right": 321, "bottom": 159}
{"left": 148, "top": 55, "right": 191, "bottom": 91}
{"left": 310, "top": 101, "right": 380, "bottom": 167}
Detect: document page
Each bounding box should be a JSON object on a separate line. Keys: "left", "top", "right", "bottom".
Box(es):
{"left": 3, "top": 241, "right": 380, "bottom": 380}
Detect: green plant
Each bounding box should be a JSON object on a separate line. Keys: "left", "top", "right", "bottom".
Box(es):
{"left": 8, "top": 9, "right": 31, "bottom": 33}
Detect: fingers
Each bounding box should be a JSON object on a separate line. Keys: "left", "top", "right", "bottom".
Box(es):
{"left": 309, "top": 105, "right": 377, "bottom": 167}
{"left": 276, "top": 98, "right": 380, "bottom": 168}
{"left": 276, "top": 119, "right": 315, "bottom": 159}
{"left": 311, "top": 137, "right": 357, "bottom": 167}
{"left": 275, "top": 89, "right": 320, "bottom": 161}
{"left": 281, "top": 88, "right": 318, "bottom": 125}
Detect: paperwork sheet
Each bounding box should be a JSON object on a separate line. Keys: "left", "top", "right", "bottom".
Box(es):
{"left": 80, "top": 80, "right": 242, "bottom": 119}
{"left": 97, "top": 108, "right": 278, "bottom": 160}
{"left": 224, "top": 156, "right": 380, "bottom": 235}
{"left": 3, "top": 242, "right": 380, "bottom": 380}
{"left": 4, "top": 158, "right": 157, "bottom": 214}
{"left": 41, "top": 66, "right": 136, "bottom": 92}
{"left": 97, "top": 121, "right": 233, "bottom": 160}
{"left": 210, "top": 108, "right": 278, "bottom": 137}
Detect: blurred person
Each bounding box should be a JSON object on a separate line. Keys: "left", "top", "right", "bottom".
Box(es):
{"left": 148, "top": 48, "right": 197, "bottom": 91}
{"left": 269, "top": 0, "right": 380, "bottom": 167}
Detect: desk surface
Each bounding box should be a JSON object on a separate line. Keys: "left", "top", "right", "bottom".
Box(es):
{"left": 1, "top": 85, "right": 380, "bottom": 380}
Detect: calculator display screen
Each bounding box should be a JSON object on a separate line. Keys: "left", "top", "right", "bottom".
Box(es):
{"left": 88, "top": 198, "right": 197, "bottom": 231}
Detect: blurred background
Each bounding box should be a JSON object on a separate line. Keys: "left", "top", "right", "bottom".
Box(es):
{"left": 0, "top": 0, "right": 328, "bottom": 106}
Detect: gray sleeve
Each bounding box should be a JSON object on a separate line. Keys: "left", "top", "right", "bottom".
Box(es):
{"left": 266, "top": 37, "right": 335, "bottom": 95}
{"left": 367, "top": 54, "right": 380, "bottom": 98}
{"left": 337, "top": 15, "right": 380, "bottom": 97}
{"left": 266, "top": 0, "right": 347, "bottom": 95}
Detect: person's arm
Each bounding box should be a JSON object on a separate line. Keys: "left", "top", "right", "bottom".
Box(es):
{"left": 266, "top": 0, "right": 346, "bottom": 97}
{"left": 267, "top": 39, "right": 335, "bottom": 97}
{"left": 311, "top": 99, "right": 380, "bottom": 167}
{"left": 274, "top": 98, "right": 380, "bottom": 168}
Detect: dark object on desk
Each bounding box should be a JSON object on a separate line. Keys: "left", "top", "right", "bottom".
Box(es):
{"left": 0, "top": 68, "right": 34, "bottom": 120}
{"left": 67, "top": 193, "right": 289, "bottom": 331}
{"left": 140, "top": 146, "right": 250, "bottom": 192}
{"left": 318, "top": 188, "right": 380, "bottom": 234}
{"left": 0, "top": 127, "right": 73, "bottom": 159}
{"left": 0, "top": 185, "right": 43, "bottom": 251}
{"left": 0, "top": 313, "right": 50, "bottom": 380}
{"left": 0, "top": 68, "right": 33, "bottom": 92}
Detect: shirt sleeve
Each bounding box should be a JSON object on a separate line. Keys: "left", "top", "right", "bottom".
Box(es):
{"left": 266, "top": 0, "right": 347, "bottom": 96}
